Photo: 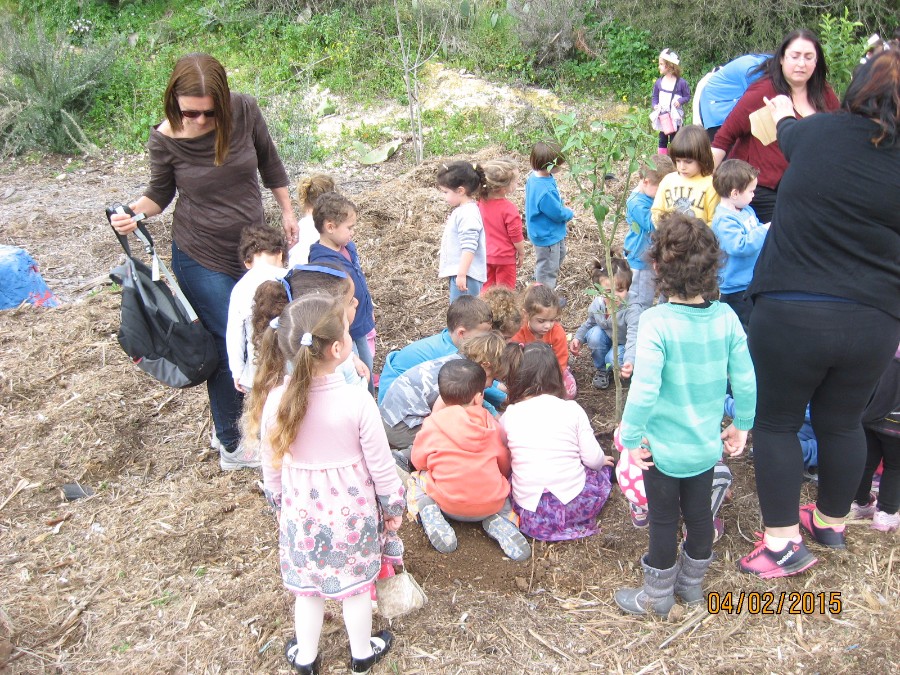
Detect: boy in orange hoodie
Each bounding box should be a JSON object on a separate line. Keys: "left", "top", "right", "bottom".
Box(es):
{"left": 408, "top": 359, "right": 531, "bottom": 561}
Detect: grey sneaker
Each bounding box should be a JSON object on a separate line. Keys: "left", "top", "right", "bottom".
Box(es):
{"left": 419, "top": 504, "right": 457, "bottom": 553}
{"left": 219, "top": 442, "right": 261, "bottom": 471}
{"left": 210, "top": 432, "right": 224, "bottom": 453}
{"left": 592, "top": 368, "right": 611, "bottom": 390}
{"left": 482, "top": 514, "right": 531, "bottom": 561}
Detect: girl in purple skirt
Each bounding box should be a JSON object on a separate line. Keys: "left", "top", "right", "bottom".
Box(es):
{"left": 500, "top": 342, "right": 614, "bottom": 540}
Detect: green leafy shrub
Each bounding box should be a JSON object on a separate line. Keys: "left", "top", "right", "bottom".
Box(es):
{"left": 599, "top": 0, "right": 895, "bottom": 71}
{"left": 818, "top": 9, "right": 868, "bottom": 98}
{"left": 563, "top": 18, "right": 658, "bottom": 103}
{"left": 261, "top": 91, "right": 320, "bottom": 167}
{"left": 0, "top": 17, "right": 120, "bottom": 156}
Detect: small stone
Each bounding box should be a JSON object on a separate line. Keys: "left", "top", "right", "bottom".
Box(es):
{"left": 514, "top": 576, "right": 528, "bottom": 592}
{"left": 667, "top": 603, "right": 686, "bottom": 622}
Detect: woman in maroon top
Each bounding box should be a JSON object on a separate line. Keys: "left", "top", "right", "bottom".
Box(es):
{"left": 110, "top": 53, "right": 296, "bottom": 469}
{"left": 711, "top": 30, "right": 840, "bottom": 222}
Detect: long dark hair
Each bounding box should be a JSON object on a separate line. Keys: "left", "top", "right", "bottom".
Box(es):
{"left": 752, "top": 29, "right": 831, "bottom": 111}
{"left": 506, "top": 343, "right": 566, "bottom": 404}
{"left": 842, "top": 50, "right": 900, "bottom": 147}
{"left": 164, "top": 53, "right": 232, "bottom": 165}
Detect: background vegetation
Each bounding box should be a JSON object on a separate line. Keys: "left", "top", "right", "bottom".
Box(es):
{"left": 0, "top": 0, "right": 892, "bottom": 160}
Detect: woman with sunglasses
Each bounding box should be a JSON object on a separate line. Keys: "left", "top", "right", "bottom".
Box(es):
{"left": 110, "top": 53, "right": 297, "bottom": 470}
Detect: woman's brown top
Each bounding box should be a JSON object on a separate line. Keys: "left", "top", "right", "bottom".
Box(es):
{"left": 144, "top": 93, "right": 289, "bottom": 278}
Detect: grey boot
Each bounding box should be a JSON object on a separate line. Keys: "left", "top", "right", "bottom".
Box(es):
{"left": 614, "top": 555, "right": 679, "bottom": 616}
{"left": 674, "top": 546, "right": 713, "bottom": 606}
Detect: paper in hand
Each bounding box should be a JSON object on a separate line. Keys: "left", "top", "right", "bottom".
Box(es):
{"left": 749, "top": 106, "right": 778, "bottom": 146}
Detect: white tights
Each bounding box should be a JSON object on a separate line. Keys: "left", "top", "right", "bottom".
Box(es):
{"left": 292, "top": 591, "right": 374, "bottom": 664}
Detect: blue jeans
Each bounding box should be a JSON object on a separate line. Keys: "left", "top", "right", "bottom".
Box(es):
{"left": 352, "top": 335, "right": 375, "bottom": 395}
{"left": 534, "top": 239, "right": 566, "bottom": 290}
{"left": 171, "top": 242, "right": 243, "bottom": 450}
{"left": 585, "top": 325, "right": 624, "bottom": 371}
{"left": 448, "top": 276, "right": 483, "bottom": 302}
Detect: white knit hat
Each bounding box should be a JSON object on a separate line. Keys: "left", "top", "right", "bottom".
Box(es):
{"left": 659, "top": 48, "right": 680, "bottom": 66}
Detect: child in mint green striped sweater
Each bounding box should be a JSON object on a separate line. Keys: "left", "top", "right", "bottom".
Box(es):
{"left": 614, "top": 212, "right": 756, "bottom": 617}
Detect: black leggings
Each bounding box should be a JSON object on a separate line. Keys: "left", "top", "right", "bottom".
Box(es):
{"left": 855, "top": 428, "right": 900, "bottom": 515}
{"left": 749, "top": 296, "right": 900, "bottom": 526}
{"left": 645, "top": 465, "right": 714, "bottom": 569}
{"left": 658, "top": 131, "right": 676, "bottom": 150}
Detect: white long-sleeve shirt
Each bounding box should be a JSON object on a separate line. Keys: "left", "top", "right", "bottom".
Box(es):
{"left": 226, "top": 261, "right": 287, "bottom": 388}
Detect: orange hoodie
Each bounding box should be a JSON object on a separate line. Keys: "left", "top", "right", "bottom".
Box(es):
{"left": 411, "top": 404, "right": 511, "bottom": 518}
{"left": 510, "top": 321, "right": 569, "bottom": 374}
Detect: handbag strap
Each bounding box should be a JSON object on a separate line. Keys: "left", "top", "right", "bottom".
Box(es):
{"left": 105, "top": 204, "right": 201, "bottom": 323}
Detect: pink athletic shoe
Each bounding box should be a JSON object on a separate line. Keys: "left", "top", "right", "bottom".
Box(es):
{"left": 799, "top": 503, "right": 846, "bottom": 549}
{"left": 738, "top": 535, "right": 818, "bottom": 579}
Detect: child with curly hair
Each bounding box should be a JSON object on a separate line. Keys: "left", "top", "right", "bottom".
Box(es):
{"left": 615, "top": 212, "right": 755, "bottom": 616}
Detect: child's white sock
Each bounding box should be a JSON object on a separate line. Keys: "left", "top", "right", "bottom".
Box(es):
{"left": 342, "top": 588, "right": 374, "bottom": 659}
{"left": 292, "top": 595, "right": 325, "bottom": 664}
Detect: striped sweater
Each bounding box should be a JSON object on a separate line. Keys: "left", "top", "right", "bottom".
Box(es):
{"left": 619, "top": 301, "right": 756, "bottom": 477}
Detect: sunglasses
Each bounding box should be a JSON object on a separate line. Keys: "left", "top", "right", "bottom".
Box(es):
{"left": 181, "top": 109, "right": 216, "bottom": 119}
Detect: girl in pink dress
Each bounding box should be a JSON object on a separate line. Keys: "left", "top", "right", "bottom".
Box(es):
{"left": 256, "top": 294, "right": 404, "bottom": 674}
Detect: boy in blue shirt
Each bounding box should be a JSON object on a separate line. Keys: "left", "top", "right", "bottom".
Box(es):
{"left": 377, "top": 295, "right": 492, "bottom": 405}
{"left": 710, "top": 159, "right": 770, "bottom": 330}
{"left": 624, "top": 156, "right": 675, "bottom": 307}
{"left": 525, "top": 141, "right": 574, "bottom": 291}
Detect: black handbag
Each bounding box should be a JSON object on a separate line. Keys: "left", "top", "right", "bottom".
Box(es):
{"left": 106, "top": 205, "right": 218, "bottom": 388}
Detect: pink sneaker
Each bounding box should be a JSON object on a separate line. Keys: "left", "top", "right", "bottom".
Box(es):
{"left": 799, "top": 503, "right": 846, "bottom": 549}
{"left": 848, "top": 495, "right": 876, "bottom": 520}
{"left": 738, "top": 534, "right": 817, "bottom": 579}
{"left": 872, "top": 509, "right": 900, "bottom": 532}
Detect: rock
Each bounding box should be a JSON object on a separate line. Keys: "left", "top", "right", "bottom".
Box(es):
{"left": 514, "top": 576, "right": 529, "bottom": 592}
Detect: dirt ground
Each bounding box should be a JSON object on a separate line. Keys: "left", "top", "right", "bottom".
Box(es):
{"left": 1, "top": 150, "right": 898, "bottom": 675}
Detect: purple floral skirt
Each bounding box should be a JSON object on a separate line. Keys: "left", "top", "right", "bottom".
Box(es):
{"left": 513, "top": 466, "right": 612, "bottom": 541}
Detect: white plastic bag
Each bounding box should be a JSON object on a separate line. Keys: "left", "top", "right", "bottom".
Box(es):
{"left": 376, "top": 570, "right": 427, "bottom": 619}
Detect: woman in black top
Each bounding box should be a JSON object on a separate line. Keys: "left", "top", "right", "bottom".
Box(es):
{"left": 738, "top": 50, "right": 900, "bottom": 578}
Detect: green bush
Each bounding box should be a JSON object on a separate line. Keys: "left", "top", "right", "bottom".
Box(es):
{"left": 0, "top": 17, "right": 120, "bottom": 156}
{"left": 818, "top": 9, "right": 869, "bottom": 98}
{"left": 562, "top": 18, "right": 658, "bottom": 103}
{"left": 599, "top": 0, "right": 895, "bottom": 72}
{"left": 452, "top": 4, "right": 534, "bottom": 79}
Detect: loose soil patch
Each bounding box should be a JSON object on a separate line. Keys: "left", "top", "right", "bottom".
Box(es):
{"left": 1, "top": 153, "right": 897, "bottom": 674}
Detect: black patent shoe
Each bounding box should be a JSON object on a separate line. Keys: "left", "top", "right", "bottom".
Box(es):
{"left": 285, "top": 638, "right": 321, "bottom": 674}
{"left": 349, "top": 630, "right": 394, "bottom": 673}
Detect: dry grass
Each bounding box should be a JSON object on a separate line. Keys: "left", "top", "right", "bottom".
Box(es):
{"left": 0, "top": 153, "right": 898, "bottom": 674}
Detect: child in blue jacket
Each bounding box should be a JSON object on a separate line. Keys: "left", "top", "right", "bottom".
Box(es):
{"left": 308, "top": 192, "right": 377, "bottom": 392}
{"left": 525, "top": 141, "right": 574, "bottom": 291}
{"left": 624, "top": 156, "right": 675, "bottom": 307}
{"left": 710, "top": 159, "right": 770, "bottom": 330}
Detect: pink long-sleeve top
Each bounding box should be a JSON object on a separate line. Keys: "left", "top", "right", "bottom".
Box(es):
{"left": 260, "top": 373, "right": 402, "bottom": 507}
{"left": 500, "top": 394, "right": 606, "bottom": 511}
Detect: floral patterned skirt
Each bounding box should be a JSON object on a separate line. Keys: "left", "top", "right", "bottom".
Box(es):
{"left": 513, "top": 466, "right": 612, "bottom": 541}
{"left": 279, "top": 461, "right": 404, "bottom": 599}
